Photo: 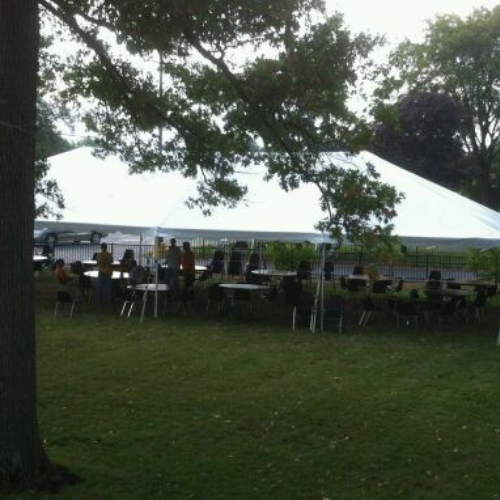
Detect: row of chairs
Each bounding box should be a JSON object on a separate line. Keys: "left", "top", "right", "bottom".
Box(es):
{"left": 358, "top": 288, "right": 489, "bottom": 329}
{"left": 204, "top": 279, "right": 344, "bottom": 332}
{"left": 339, "top": 276, "right": 404, "bottom": 294}
{"left": 280, "top": 279, "right": 343, "bottom": 332}
{"left": 358, "top": 296, "right": 421, "bottom": 329}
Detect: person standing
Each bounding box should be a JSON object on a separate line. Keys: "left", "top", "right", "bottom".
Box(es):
{"left": 181, "top": 241, "right": 196, "bottom": 290}
{"left": 96, "top": 242, "right": 114, "bottom": 304}
{"left": 164, "top": 238, "right": 182, "bottom": 292}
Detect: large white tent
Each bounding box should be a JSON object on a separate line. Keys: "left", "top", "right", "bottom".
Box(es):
{"left": 35, "top": 146, "right": 500, "bottom": 248}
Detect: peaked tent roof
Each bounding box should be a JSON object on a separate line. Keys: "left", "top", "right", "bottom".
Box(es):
{"left": 36, "top": 147, "right": 500, "bottom": 248}
{"left": 36, "top": 147, "right": 326, "bottom": 242}
{"left": 334, "top": 151, "right": 500, "bottom": 248}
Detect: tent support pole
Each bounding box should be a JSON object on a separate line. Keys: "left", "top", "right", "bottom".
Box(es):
{"left": 320, "top": 242, "right": 325, "bottom": 331}
{"left": 311, "top": 241, "right": 326, "bottom": 333}
{"left": 154, "top": 260, "right": 159, "bottom": 319}
{"left": 139, "top": 233, "right": 144, "bottom": 266}
{"left": 258, "top": 242, "right": 264, "bottom": 270}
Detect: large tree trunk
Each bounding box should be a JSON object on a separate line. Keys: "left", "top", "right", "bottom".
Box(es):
{"left": 0, "top": 0, "right": 51, "bottom": 488}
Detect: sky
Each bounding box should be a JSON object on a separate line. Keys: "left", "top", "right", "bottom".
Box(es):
{"left": 56, "top": 0, "right": 500, "bottom": 140}
{"left": 325, "top": 0, "right": 500, "bottom": 45}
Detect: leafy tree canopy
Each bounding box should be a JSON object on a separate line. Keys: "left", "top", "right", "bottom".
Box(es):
{"left": 370, "top": 91, "right": 464, "bottom": 190}
{"left": 376, "top": 6, "right": 500, "bottom": 208}
{"left": 35, "top": 35, "right": 71, "bottom": 219}
{"left": 39, "top": 0, "right": 401, "bottom": 245}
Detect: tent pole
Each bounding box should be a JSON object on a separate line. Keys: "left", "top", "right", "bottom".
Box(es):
{"left": 320, "top": 242, "right": 326, "bottom": 330}
{"left": 153, "top": 235, "right": 160, "bottom": 319}
{"left": 315, "top": 242, "right": 326, "bottom": 332}
{"left": 154, "top": 260, "right": 159, "bottom": 319}
{"left": 311, "top": 241, "right": 325, "bottom": 333}
{"left": 311, "top": 272, "right": 319, "bottom": 333}
{"left": 139, "top": 233, "right": 144, "bottom": 266}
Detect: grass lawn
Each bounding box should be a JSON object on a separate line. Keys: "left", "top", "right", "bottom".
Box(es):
{"left": 9, "top": 278, "right": 500, "bottom": 499}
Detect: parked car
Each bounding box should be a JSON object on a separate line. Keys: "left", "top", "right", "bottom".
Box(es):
{"left": 34, "top": 227, "right": 103, "bottom": 245}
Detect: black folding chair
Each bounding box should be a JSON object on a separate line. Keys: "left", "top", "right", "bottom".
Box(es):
{"left": 396, "top": 301, "right": 419, "bottom": 328}
{"left": 292, "top": 290, "right": 316, "bottom": 331}
{"left": 206, "top": 283, "right": 226, "bottom": 313}
{"left": 323, "top": 295, "right": 344, "bottom": 333}
{"left": 54, "top": 290, "right": 76, "bottom": 320}
{"left": 358, "top": 296, "right": 383, "bottom": 328}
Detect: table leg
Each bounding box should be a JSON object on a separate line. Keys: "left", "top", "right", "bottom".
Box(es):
{"left": 140, "top": 288, "right": 149, "bottom": 323}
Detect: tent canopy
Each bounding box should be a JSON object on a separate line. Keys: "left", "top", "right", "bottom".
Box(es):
{"left": 35, "top": 147, "right": 500, "bottom": 248}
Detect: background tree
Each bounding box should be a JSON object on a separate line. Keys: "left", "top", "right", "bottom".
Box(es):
{"left": 376, "top": 6, "right": 500, "bottom": 208}
{"left": 370, "top": 91, "right": 464, "bottom": 190}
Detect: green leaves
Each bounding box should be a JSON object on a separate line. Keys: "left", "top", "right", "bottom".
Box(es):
{"left": 313, "top": 157, "right": 402, "bottom": 246}
{"left": 371, "top": 92, "right": 465, "bottom": 191}
{"left": 41, "top": 0, "right": 399, "bottom": 240}
{"left": 377, "top": 6, "right": 500, "bottom": 208}
{"left": 466, "top": 248, "right": 500, "bottom": 281}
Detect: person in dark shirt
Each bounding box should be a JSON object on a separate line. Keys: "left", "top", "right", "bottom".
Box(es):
{"left": 164, "top": 238, "right": 182, "bottom": 292}
{"left": 181, "top": 241, "right": 196, "bottom": 290}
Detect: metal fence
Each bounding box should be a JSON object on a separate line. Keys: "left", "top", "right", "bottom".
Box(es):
{"left": 35, "top": 240, "right": 496, "bottom": 283}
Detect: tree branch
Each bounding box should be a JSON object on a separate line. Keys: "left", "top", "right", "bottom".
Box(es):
{"left": 180, "top": 23, "right": 309, "bottom": 173}
{"left": 40, "top": 0, "right": 174, "bottom": 132}
{"left": 51, "top": 0, "right": 117, "bottom": 32}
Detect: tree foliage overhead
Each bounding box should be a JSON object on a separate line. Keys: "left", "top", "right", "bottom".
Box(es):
{"left": 371, "top": 91, "right": 464, "bottom": 190}
{"left": 35, "top": 35, "right": 71, "bottom": 219}
{"left": 39, "top": 0, "right": 400, "bottom": 245}
{"left": 376, "top": 6, "right": 500, "bottom": 208}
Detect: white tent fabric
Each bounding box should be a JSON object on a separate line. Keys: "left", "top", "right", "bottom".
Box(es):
{"left": 36, "top": 147, "right": 192, "bottom": 237}
{"left": 336, "top": 151, "right": 500, "bottom": 248}
{"left": 36, "top": 147, "right": 500, "bottom": 248}
{"left": 36, "top": 147, "right": 326, "bottom": 242}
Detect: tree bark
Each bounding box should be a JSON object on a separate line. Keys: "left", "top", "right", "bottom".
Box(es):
{"left": 0, "top": 0, "right": 51, "bottom": 488}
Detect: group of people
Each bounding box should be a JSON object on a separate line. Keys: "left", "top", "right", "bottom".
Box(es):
{"left": 163, "top": 238, "right": 195, "bottom": 292}
{"left": 54, "top": 243, "right": 116, "bottom": 305}
{"left": 54, "top": 239, "right": 196, "bottom": 306}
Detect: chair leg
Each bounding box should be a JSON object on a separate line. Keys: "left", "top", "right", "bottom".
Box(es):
{"left": 310, "top": 310, "right": 316, "bottom": 332}
{"left": 292, "top": 307, "right": 297, "bottom": 331}
{"left": 127, "top": 302, "right": 135, "bottom": 318}
{"left": 358, "top": 311, "right": 366, "bottom": 327}
{"left": 120, "top": 300, "right": 135, "bottom": 317}
{"left": 55, "top": 300, "right": 75, "bottom": 319}
{"left": 120, "top": 301, "right": 128, "bottom": 316}
{"left": 359, "top": 310, "right": 372, "bottom": 328}
{"left": 140, "top": 291, "right": 148, "bottom": 323}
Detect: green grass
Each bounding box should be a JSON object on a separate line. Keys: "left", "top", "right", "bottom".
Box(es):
{"left": 9, "top": 280, "right": 500, "bottom": 499}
